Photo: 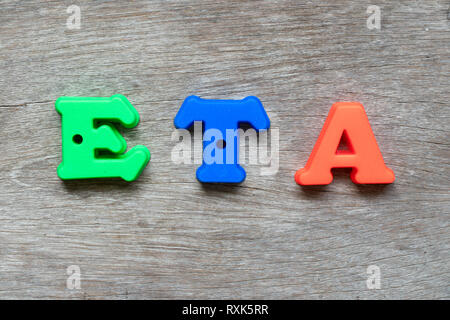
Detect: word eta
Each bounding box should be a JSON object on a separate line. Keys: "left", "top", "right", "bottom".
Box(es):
{"left": 56, "top": 95, "right": 394, "bottom": 185}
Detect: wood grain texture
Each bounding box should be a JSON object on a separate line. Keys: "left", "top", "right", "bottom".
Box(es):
{"left": 0, "top": 0, "right": 449, "bottom": 299}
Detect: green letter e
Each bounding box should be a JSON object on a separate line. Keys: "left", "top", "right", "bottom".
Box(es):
{"left": 55, "top": 95, "right": 150, "bottom": 181}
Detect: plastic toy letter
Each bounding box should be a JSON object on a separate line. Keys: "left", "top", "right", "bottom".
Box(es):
{"left": 295, "top": 102, "right": 395, "bottom": 185}
{"left": 56, "top": 95, "right": 151, "bottom": 181}
{"left": 174, "top": 96, "right": 270, "bottom": 183}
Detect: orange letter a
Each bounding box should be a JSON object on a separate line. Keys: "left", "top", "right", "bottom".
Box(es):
{"left": 295, "top": 102, "right": 395, "bottom": 185}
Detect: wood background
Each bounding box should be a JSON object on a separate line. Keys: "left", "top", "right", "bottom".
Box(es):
{"left": 0, "top": 0, "right": 448, "bottom": 299}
